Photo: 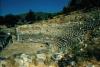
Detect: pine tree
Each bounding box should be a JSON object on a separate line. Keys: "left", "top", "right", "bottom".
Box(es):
{"left": 25, "top": 10, "right": 36, "bottom": 23}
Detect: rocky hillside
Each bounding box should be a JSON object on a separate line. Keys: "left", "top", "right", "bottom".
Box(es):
{"left": 0, "top": 8, "right": 100, "bottom": 67}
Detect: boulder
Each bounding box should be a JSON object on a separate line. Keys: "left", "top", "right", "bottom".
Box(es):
{"left": 36, "top": 53, "right": 46, "bottom": 62}
{"left": 14, "top": 53, "right": 32, "bottom": 67}
{"left": 51, "top": 53, "right": 64, "bottom": 61}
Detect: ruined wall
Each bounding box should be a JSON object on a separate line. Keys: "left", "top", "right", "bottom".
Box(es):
{"left": 15, "top": 22, "right": 65, "bottom": 43}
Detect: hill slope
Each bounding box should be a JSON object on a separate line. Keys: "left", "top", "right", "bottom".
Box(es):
{"left": 0, "top": 8, "right": 100, "bottom": 67}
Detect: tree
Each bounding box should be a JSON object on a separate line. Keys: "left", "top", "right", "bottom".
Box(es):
{"left": 25, "top": 10, "right": 36, "bottom": 23}
{"left": 62, "top": 6, "right": 68, "bottom": 14}
{"left": 0, "top": 16, "right": 5, "bottom": 25}
{"left": 4, "top": 14, "right": 19, "bottom": 27}
{"left": 62, "top": 0, "right": 100, "bottom": 14}
{"left": 48, "top": 13, "right": 53, "bottom": 19}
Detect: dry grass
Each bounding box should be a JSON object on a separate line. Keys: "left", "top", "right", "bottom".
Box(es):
{"left": 77, "top": 59, "right": 100, "bottom": 67}
{"left": 0, "top": 42, "right": 47, "bottom": 57}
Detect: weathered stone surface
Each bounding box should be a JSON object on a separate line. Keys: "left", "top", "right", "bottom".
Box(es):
{"left": 0, "top": 32, "right": 12, "bottom": 51}
{"left": 0, "top": 60, "right": 7, "bottom": 67}
{"left": 14, "top": 53, "right": 32, "bottom": 67}
{"left": 36, "top": 53, "right": 46, "bottom": 61}
{"left": 52, "top": 53, "right": 64, "bottom": 61}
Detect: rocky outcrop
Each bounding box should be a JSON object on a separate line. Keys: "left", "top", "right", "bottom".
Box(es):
{"left": 0, "top": 53, "right": 77, "bottom": 67}
{"left": 0, "top": 32, "right": 12, "bottom": 51}
{"left": 0, "top": 53, "right": 59, "bottom": 67}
